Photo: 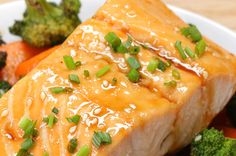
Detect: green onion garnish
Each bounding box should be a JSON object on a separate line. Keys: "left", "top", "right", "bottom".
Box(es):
{"left": 105, "top": 32, "right": 121, "bottom": 51}
{"left": 147, "top": 59, "right": 158, "bottom": 73}
{"left": 50, "top": 87, "right": 73, "bottom": 94}
{"left": 96, "top": 65, "right": 110, "bottom": 78}
{"left": 76, "top": 145, "right": 90, "bottom": 156}
{"left": 92, "top": 131, "right": 112, "bottom": 148}
{"left": 164, "top": 80, "right": 177, "bottom": 88}
{"left": 84, "top": 70, "right": 90, "bottom": 78}
{"left": 195, "top": 39, "right": 207, "bottom": 56}
{"left": 124, "top": 36, "right": 132, "bottom": 48}
{"left": 43, "top": 151, "right": 49, "bottom": 156}
{"left": 69, "top": 74, "right": 80, "bottom": 84}
{"left": 75, "top": 61, "right": 82, "bottom": 67}
{"left": 175, "top": 40, "right": 187, "bottom": 60}
{"left": 66, "top": 115, "right": 81, "bottom": 125}
{"left": 181, "top": 24, "right": 202, "bottom": 42}
{"left": 19, "top": 117, "right": 33, "bottom": 132}
{"left": 128, "top": 69, "right": 140, "bottom": 83}
{"left": 157, "top": 59, "right": 167, "bottom": 72}
{"left": 63, "top": 55, "right": 76, "bottom": 70}
{"left": 116, "top": 44, "right": 128, "bottom": 53}
{"left": 129, "top": 46, "right": 140, "bottom": 55}
{"left": 127, "top": 57, "right": 141, "bottom": 70}
{"left": 48, "top": 114, "right": 56, "bottom": 128}
{"left": 67, "top": 138, "right": 78, "bottom": 153}
{"left": 165, "top": 60, "right": 172, "bottom": 67}
{"left": 184, "top": 47, "right": 196, "bottom": 59}
{"left": 52, "top": 107, "right": 59, "bottom": 115}
{"left": 16, "top": 149, "right": 31, "bottom": 156}
{"left": 111, "top": 78, "right": 117, "bottom": 85}
{"left": 21, "top": 138, "right": 34, "bottom": 150}
{"left": 172, "top": 69, "right": 181, "bottom": 80}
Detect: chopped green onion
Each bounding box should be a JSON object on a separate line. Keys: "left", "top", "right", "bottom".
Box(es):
{"left": 165, "top": 60, "right": 172, "bottom": 67}
{"left": 164, "top": 80, "right": 177, "bottom": 88}
{"left": 50, "top": 87, "right": 65, "bottom": 94}
{"left": 63, "top": 55, "right": 76, "bottom": 70}
{"left": 129, "top": 46, "right": 140, "bottom": 55}
{"left": 195, "top": 39, "right": 207, "bottom": 56}
{"left": 157, "top": 60, "right": 167, "bottom": 72}
{"left": 75, "top": 61, "right": 82, "bottom": 67}
{"left": 69, "top": 74, "right": 80, "bottom": 84}
{"left": 67, "top": 138, "right": 78, "bottom": 153}
{"left": 92, "top": 131, "right": 112, "bottom": 148}
{"left": 127, "top": 57, "right": 141, "bottom": 70}
{"left": 147, "top": 59, "right": 158, "bottom": 73}
{"left": 84, "top": 70, "right": 90, "bottom": 77}
{"left": 20, "top": 119, "right": 37, "bottom": 138}
{"left": 185, "top": 47, "right": 196, "bottom": 59}
{"left": 50, "top": 87, "right": 73, "bottom": 94}
{"left": 52, "top": 107, "right": 59, "bottom": 115}
{"left": 66, "top": 115, "right": 81, "bottom": 125}
{"left": 124, "top": 36, "right": 132, "bottom": 48}
{"left": 16, "top": 149, "right": 31, "bottom": 156}
{"left": 76, "top": 145, "right": 90, "bottom": 156}
{"left": 111, "top": 78, "right": 117, "bottom": 85}
{"left": 116, "top": 44, "right": 128, "bottom": 53}
{"left": 48, "top": 114, "right": 56, "bottom": 128}
{"left": 172, "top": 69, "right": 181, "bottom": 80}
{"left": 181, "top": 24, "right": 202, "bottom": 42}
{"left": 175, "top": 41, "right": 187, "bottom": 60}
{"left": 105, "top": 32, "right": 121, "bottom": 51}
{"left": 19, "top": 117, "right": 33, "bottom": 132}
{"left": 21, "top": 138, "right": 34, "bottom": 150}
{"left": 96, "top": 65, "right": 110, "bottom": 78}
{"left": 128, "top": 69, "right": 140, "bottom": 83}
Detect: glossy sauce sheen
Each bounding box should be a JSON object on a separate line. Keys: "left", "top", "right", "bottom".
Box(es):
{"left": 0, "top": 0, "right": 236, "bottom": 155}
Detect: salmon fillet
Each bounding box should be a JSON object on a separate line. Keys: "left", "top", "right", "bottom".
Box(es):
{"left": 0, "top": 0, "right": 236, "bottom": 155}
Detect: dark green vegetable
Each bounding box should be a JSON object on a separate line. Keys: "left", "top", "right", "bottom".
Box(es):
{"left": 0, "top": 80, "right": 11, "bottom": 98}
{"left": 67, "top": 138, "right": 78, "bottom": 153}
{"left": 181, "top": 24, "right": 202, "bottom": 42}
{"left": 128, "top": 69, "right": 140, "bottom": 83}
{"left": 63, "top": 55, "right": 76, "bottom": 70}
{"left": 76, "top": 145, "right": 90, "bottom": 156}
{"left": 111, "top": 78, "right": 117, "bottom": 85}
{"left": 105, "top": 32, "right": 122, "bottom": 52}
{"left": 92, "top": 131, "right": 112, "bottom": 148}
{"left": 69, "top": 74, "right": 80, "bottom": 84}
{"left": 9, "top": 0, "right": 81, "bottom": 48}
{"left": 16, "top": 149, "right": 32, "bottom": 156}
{"left": 147, "top": 59, "right": 158, "bottom": 73}
{"left": 96, "top": 65, "right": 110, "bottom": 78}
{"left": 127, "top": 57, "right": 141, "bottom": 70}
{"left": 21, "top": 138, "right": 34, "bottom": 150}
{"left": 66, "top": 114, "right": 81, "bottom": 125}
{"left": 226, "top": 94, "right": 236, "bottom": 127}
{"left": 0, "top": 51, "right": 7, "bottom": 69}
{"left": 195, "top": 39, "right": 207, "bottom": 56}
{"left": 52, "top": 107, "right": 59, "bottom": 115}
{"left": 84, "top": 70, "right": 90, "bottom": 77}
{"left": 157, "top": 59, "right": 167, "bottom": 72}
{"left": 191, "top": 128, "right": 236, "bottom": 156}
{"left": 175, "top": 40, "right": 187, "bottom": 60}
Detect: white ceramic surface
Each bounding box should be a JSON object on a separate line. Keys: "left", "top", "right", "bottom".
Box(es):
{"left": 0, "top": 0, "right": 236, "bottom": 53}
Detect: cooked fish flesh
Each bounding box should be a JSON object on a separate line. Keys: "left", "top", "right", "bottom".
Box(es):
{"left": 0, "top": 0, "right": 236, "bottom": 155}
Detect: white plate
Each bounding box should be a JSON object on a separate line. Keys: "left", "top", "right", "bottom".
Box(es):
{"left": 1, "top": 0, "right": 236, "bottom": 53}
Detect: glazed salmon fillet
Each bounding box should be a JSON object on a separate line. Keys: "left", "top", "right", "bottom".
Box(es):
{"left": 0, "top": 0, "right": 236, "bottom": 155}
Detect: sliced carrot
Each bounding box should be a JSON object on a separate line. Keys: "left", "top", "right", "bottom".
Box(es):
{"left": 15, "top": 45, "right": 60, "bottom": 78}
{"left": 0, "top": 41, "right": 48, "bottom": 84}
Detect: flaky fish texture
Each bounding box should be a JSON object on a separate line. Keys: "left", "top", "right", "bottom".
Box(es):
{"left": 0, "top": 0, "right": 236, "bottom": 155}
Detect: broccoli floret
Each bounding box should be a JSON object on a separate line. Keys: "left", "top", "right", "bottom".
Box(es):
{"left": 9, "top": 0, "right": 81, "bottom": 48}
{"left": 191, "top": 128, "right": 236, "bottom": 156}
{"left": 0, "top": 81, "right": 11, "bottom": 98}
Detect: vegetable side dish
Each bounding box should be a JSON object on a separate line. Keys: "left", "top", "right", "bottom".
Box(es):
{"left": 0, "top": 0, "right": 236, "bottom": 156}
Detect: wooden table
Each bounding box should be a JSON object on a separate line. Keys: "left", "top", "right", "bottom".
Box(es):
{"left": 1, "top": 0, "right": 236, "bottom": 32}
